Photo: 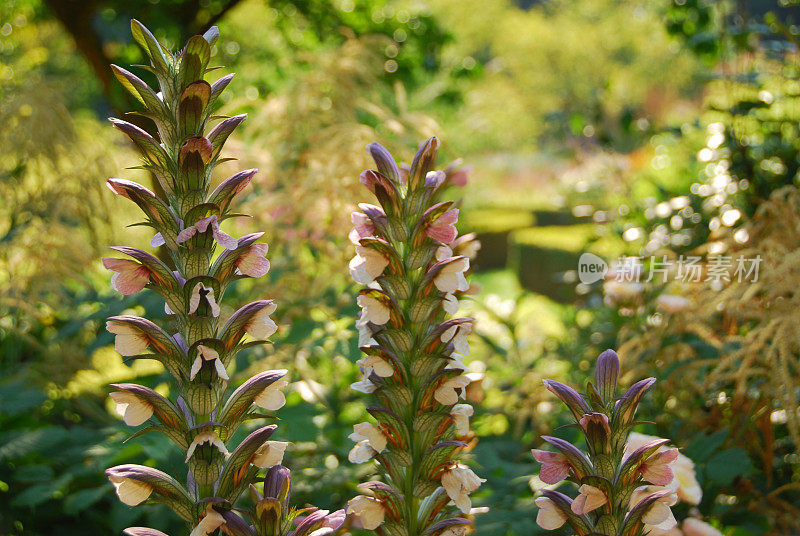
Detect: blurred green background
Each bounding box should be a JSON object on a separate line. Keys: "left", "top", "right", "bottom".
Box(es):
{"left": 1, "top": 1, "right": 800, "bottom": 535}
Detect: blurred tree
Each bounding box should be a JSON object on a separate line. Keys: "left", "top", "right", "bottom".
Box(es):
{"left": 37, "top": 0, "right": 456, "bottom": 112}
{"left": 43, "top": 0, "right": 244, "bottom": 99}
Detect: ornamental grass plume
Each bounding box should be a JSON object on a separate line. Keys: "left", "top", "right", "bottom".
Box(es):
{"left": 345, "top": 139, "right": 484, "bottom": 536}
{"left": 533, "top": 349, "right": 682, "bottom": 536}
{"left": 102, "top": 21, "right": 343, "bottom": 536}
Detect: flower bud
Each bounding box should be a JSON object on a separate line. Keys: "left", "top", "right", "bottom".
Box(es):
{"left": 595, "top": 349, "right": 620, "bottom": 404}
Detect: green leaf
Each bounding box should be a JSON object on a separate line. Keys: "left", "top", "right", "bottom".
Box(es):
{"left": 10, "top": 483, "right": 54, "bottom": 508}
{"left": 131, "top": 20, "right": 169, "bottom": 73}
{"left": 705, "top": 448, "right": 753, "bottom": 485}
{"left": 14, "top": 464, "right": 55, "bottom": 483}
{"left": 63, "top": 487, "right": 108, "bottom": 515}
{"left": 685, "top": 428, "right": 729, "bottom": 463}
{"left": 0, "top": 427, "right": 69, "bottom": 460}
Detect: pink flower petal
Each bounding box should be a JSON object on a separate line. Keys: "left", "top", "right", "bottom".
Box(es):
{"left": 237, "top": 245, "right": 271, "bottom": 277}
{"left": 438, "top": 209, "right": 459, "bottom": 225}
{"left": 213, "top": 228, "right": 238, "bottom": 250}
{"left": 539, "top": 462, "right": 570, "bottom": 485}
{"left": 176, "top": 226, "right": 197, "bottom": 243}
{"left": 111, "top": 267, "right": 150, "bottom": 295}
{"left": 643, "top": 464, "right": 674, "bottom": 486}
{"left": 102, "top": 258, "right": 139, "bottom": 272}
{"left": 194, "top": 215, "right": 217, "bottom": 233}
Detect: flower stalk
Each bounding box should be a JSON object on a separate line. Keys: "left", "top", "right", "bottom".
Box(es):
{"left": 346, "top": 139, "right": 484, "bottom": 536}
{"left": 102, "top": 20, "right": 342, "bottom": 536}
{"left": 533, "top": 349, "right": 682, "bottom": 536}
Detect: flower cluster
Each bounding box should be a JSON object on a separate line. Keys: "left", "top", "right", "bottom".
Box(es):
{"left": 533, "top": 350, "right": 685, "bottom": 535}
{"left": 345, "top": 139, "right": 484, "bottom": 536}
{"left": 102, "top": 21, "right": 341, "bottom": 536}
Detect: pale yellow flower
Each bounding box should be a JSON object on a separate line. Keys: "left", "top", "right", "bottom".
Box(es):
{"left": 253, "top": 379, "right": 288, "bottom": 411}
{"left": 185, "top": 430, "right": 228, "bottom": 462}
{"left": 189, "top": 345, "right": 228, "bottom": 381}
{"left": 357, "top": 295, "right": 391, "bottom": 325}
{"left": 535, "top": 497, "right": 567, "bottom": 530}
{"left": 629, "top": 485, "right": 678, "bottom": 532}
{"left": 450, "top": 404, "right": 473, "bottom": 436}
{"left": 349, "top": 422, "right": 387, "bottom": 452}
{"left": 356, "top": 355, "right": 394, "bottom": 377}
{"left": 346, "top": 495, "right": 385, "bottom": 530}
{"left": 109, "top": 391, "right": 154, "bottom": 426}
{"left": 435, "top": 375, "right": 470, "bottom": 405}
{"left": 190, "top": 504, "right": 226, "bottom": 536}
{"left": 106, "top": 320, "right": 149, "bottom": 356}
{"left": 441, "top": 463, "right": 485, "bottom": 513}
{"left": 252, "top": 441, "right": 289, "bottom": 468}
{"left": 571, "top": 484, "right": 608, "bottom": 515}
{"left": 108, "top": 475, "right": 153, "bottom": 506}
{"left": 349, "top": 246, "right": 389, "bottom": 284}
{"left": 245, "top": 302, "right": 278, "bottom": 339}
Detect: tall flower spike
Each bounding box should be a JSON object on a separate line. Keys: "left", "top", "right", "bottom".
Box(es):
{"left": 533, "top": 350, "right": 677, "bottom": 536}
{"left": 347, "top": 140, "right": 485, "bottom": 535}
{"left": 102, "top": 21, "right": 330, "bottom": 536}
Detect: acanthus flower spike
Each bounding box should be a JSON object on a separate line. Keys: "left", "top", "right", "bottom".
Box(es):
{"left": 102, "top": 21, "right": 337, "bottom": 536}
{"left": 347, "top": 138, "right": 485, "bottom": 534}
{"left": 533, "top": 350, "right": 683, "bottom": 536}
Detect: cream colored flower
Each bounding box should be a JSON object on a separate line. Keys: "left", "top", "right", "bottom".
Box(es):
{"left": 349, "top": 422, "right": 387, "bottom": 452}
{"left": 535, "top": 497, "right": 567, "bottom": 530}
{"left": 189, "top": 345, "right": 228, "bottom": 381}
{"left": 106, "top": 320, "right": 149, "bottom": 356}
{"left": 245, "top": 302, "right": 278, "bottom": 339}
{"left": 109, "top": 391, "right": 154, "bottom": 426}
{"left": 356, "top": 315, "right": 377, "bottom": 346}
{"left": 571, "top": 484, "right": 608, "bottom": 515}
{"left": 188, "top": 283, "right": 221, "bottom": 317}
{"left": 435, "top": 375, "right": 470, "bottom": 405}
{"left": 350, "top": 377, "right": 378, "bottom": 394}
{"left": 356, "top": 355, "right": 394, "bottom": 378}
{"left": 348, "top": 440, "right": 377, "bottom": 464}
{"left": 253, "top": 441, "right": 289, "bottom": 468}
{"left": 671, "top": 452, "right": 702, "bottom": 505}
{"left": 447, "top": 353, "right": 469, "bottom": 372}
{"left": 630, "top": 486, "right": 678, "bottom": 532}
{"left": 682, "top": 518, "right": 723, "bottom": 536}
{"left": 108, "top": 475, "right": 153, "bottom": 506}
{"left": 450, "top": 404, "right": 473, "bottom": 436}
{"left": 357, "top": 295, "right": 391, "bottom": 325}
{"left": 441, "top": 323, "right": 472, "bottom": 355}
{"left": 253, "top": 379, "right": 288, "bottom": 411}
{"left": 185, "top": 430, "right": 229, "bottom": 462}
{"left": 434, "top": 257, "right": 470, "bottom": 294}
{"left": 346, "top": 495, "right": 385, "bottom": 530}
{"left": 190, "top": 504, "right": 226, "bottom": 536}
{"left": 443, "top": 293, "right": 459, "bottom": 315}
{"left": 349, "top": 246, "right": 389, "bottom": 284}
{"left": 441, "top": 463, "right": 485, "bottom": 513}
